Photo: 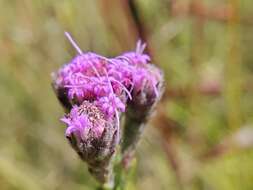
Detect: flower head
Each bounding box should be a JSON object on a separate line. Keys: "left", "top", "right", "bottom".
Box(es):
{"left": 61, "top": 101, "right": 106, "bottom": 140}
{"left": 61, "top": 101, "right": 118, "bottom": 183}
{"left": 52, "top": 33, "right": 164, "bottom": 184}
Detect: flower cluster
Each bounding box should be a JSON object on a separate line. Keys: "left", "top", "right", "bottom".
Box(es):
{"left": 53, "top": 39, "right": 162, "bottom": 130}
{"left": 52, "top": 33, "right": 164, "bottom": 184}
{"left": 54, "top": 50, "right": 159, "bottom": 112}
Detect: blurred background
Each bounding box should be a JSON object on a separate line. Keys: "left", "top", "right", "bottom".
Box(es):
{"left": 0, "top": 0, "right": 253, "bottom": 189}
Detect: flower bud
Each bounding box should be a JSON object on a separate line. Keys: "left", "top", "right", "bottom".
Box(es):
{"left": 61, "top": 101, "right": 118, "bottom": 183}
{"left": 52, "top": 33, "right": 164, "bottom": 183}
{"left": 121, "top": 54, "right": 164, "bottom": 166}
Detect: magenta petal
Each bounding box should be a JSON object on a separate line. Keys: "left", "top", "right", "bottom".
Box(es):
{"left": 60, "top": 117, "right": 71, "bottom": 125}
{"left": 65, "top": 126, "right": 78, "bottom": 137}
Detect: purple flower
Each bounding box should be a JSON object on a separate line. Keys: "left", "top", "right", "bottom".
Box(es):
{"left": 61, "top": 103, "right": 105, "bottom": 140}
{"left": 96, "top": 94, "right": 125, "bottom": 119}
{"left": 52, "top": 32, "right": 164, "bottom": 184}
{"left": 121, "top": 64, "right": 164, "bottom": 166}
{"left": 52, "top": 38, "right": 154, "bottom": 112}
{"left": 61, "top": 101, "right": 118, "bottom": 183}
{"left": 61, "top": 106, "right": 90, "bottom": 140}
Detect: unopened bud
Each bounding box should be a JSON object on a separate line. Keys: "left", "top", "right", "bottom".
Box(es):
{"left": 61, "top": 101, "right": 118, "bottom": 183}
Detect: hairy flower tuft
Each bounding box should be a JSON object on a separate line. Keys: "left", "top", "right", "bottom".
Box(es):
{"left": 61, "top": 101, "right": 106, "bottom": 140}
{"left": 61, "top": 101, "right": 118, "bottom": 183}
{"left": 52, "top": 33, "right": 164, "bottom": 184}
